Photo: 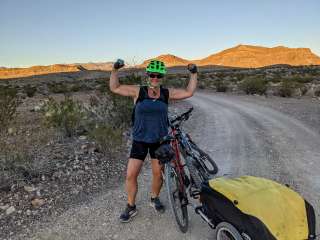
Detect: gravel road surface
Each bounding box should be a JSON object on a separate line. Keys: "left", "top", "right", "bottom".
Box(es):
{"left": 25, "top": 92, "right": 320, "bottom": 240}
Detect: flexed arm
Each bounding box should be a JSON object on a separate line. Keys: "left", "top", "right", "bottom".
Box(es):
{"left": 109, "top": 59, "right": 139, "bottom": 97}
{"left": 169, "top": 64, "right": 198, "bottom": 100}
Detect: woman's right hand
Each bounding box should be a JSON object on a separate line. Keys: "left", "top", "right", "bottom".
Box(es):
{"left": 113, "top": 59, "right": 125, "bottom": 70}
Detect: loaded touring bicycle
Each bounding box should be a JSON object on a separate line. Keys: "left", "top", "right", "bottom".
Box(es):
{"left": 155, "top": 107, "right": 317, "bottom": 240}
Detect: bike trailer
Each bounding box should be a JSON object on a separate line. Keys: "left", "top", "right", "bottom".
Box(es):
{"left": 200, "top": 175, "right": 316, "bottom": 240}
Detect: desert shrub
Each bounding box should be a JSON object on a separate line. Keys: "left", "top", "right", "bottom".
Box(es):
{"left": 300, "top": 85, "right": 308, "bottom": 95}
{"left": 270, "top": 77, "right": 282, "bottom": 83}
{"left": 110, "top": 94, "right": 133, "bottom": 127}
{"left": 85, "top": 92, "right": 133, "bottom": 130}
{"left": 0, "top": 87, "right": 20, "bottom": 134}
{"left": 239, "top": 77, "right": 268, "bottom": 95}
{"left": 88, "top": 123, "right": 123, "bottom": 156}
{"left": 0, "top": 124, "right": 58, "bottom": 189}
{"left": 314, "top": 88, "right": 320, "bottom": 97}
{"left": 166, "top": 75, "right": 176, "bottom": 80}
{"left": 164, "top": 76, "right": 186, "bottom": 88}
{"left": 24, "top": 84, "right": 37, "bottom": 97}
{"left": 213, "top": 79, "right": 228, "bottom": 92}
{"left": 234, "top": 73, "right": 245, "bottom": 81}
{"left": 69, "top": 83, "right": 82, "bottom": 92}
{"left": 288, "top": 76, "right": 314, "bottom": 83}
{"left": 279, "top": 80, "right": 301, "bottom": 97}
{"left": 41, "top": 96, "right": 86, "bottom": 137}
{"left": 48, "top": 83, "right": 70, "bottom": 94}
{"left": 198, "top": 81, "right": 206, "bottom": 89}
{"left": 121, "top": 73, "right": 143, "bottom": 85}
{"left": 97, "top": 81, "right": 108, "bottom": 94}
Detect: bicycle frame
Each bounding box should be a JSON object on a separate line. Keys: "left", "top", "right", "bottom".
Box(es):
{"left": 170, "top": 128, "right": 188, "bottom": 201}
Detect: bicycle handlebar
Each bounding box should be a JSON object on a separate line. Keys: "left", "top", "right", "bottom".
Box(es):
{"left": 169, "top": 107, "right": 194, "bottom": 126}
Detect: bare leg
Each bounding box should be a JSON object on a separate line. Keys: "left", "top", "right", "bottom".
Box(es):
{"left": 126, "top": 158, "right": 144, "bottom": 206}
{"left": 151, "top": 158, "right": 164, "bottom": 198}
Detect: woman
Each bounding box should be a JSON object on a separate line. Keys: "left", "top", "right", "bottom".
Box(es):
{"left": 109, "top": 59, "right": 198, "bottom": 223}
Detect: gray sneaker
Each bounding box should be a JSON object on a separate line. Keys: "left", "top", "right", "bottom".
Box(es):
{"left": 150, "top": 197, "right": 165, "bottom": 213}
{"left": 120, "top": 204, "right": 138, "bottom": 223}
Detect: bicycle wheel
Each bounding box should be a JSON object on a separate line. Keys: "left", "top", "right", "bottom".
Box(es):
{"left": 190, "top": 142, "right": 218, "bottom": 175}
{"left": 185, "top": 156, "right": 202, "bottom": 189}
{"left": 215, "top": 222, "right": 243, "bottom": 240}
{"left": 164, "top": 163, "right": 189, "bottom": 233}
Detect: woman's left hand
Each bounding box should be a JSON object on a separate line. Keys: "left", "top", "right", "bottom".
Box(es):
{"left": 187, "top": 64, "right": 198, "bottom": 74}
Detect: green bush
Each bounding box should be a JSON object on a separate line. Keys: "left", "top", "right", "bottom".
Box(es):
{"left": 279, "top": 80, "right": 300, "bottom": 97}
{"left": 289, "top": 76, "right": 314, "bottom": 83}
{"left": 42, "top": 96, "right": 86, "bottom": 137}
{"left": 85, "top": 92, "right": 133, "bottom": 130}
{"left": 88, "top": 123, "right": 123, "bottom": 156}
{"left": 121, "top": 73, "right": 143, "bottom": 85}
{"left": 47, "top": 83, "right": 69, "bottom": 94}
{"left": 163, "top": 76, "right": 186, "bottom": 88}
{"left": 24, "top": 84, "right": 37, "bottom": 97}
{"left": 240, "top": 77, "right": 268, "bottom": 95}
{"left": 0, "top": 87, "right": 20, "bottom": 134}
{"left": 108, "top": 94, "right": 134, "bottom": 128}
{"left": 213, "top": 79, "right": 228, "bottom": 92}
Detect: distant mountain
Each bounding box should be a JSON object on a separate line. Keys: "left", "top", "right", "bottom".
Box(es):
{"left": 73, "top": 62, "right": 114, "bottom": 71}
{"left": 146, "top": 45, "right": 320, "bottom": 68}
{"left": 0, "top": 62, "right": 114, "bottom": 79}
{"left": 0, "top": 64, "right": 82, "bottom": 79}
{"left": 141, "top": 54, "right": 190, "bottom": 67}
{"left": 198, "top": 45, "right": 320, "bottom": 68}
{"left": 1, "top": 45, "right": 320, "bottom": 79}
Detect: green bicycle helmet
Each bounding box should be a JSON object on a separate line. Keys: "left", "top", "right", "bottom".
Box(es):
{"left": 146, "top": 60, "right": 167, "bottom": 74}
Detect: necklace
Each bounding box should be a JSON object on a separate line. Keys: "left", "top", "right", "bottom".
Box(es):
{"left": 148, "top": 87, "right": 159, "bottom": 102}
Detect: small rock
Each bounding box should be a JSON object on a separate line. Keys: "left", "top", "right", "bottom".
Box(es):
{"left": 8, "top": 127, "right": 15, "bottom": 135}
{"left": 36, "top": 190, "right": 41, "bottom": 197}
{"left": 0, "top": 205, "right": 9, "bottom": 211}
{"left": 26, "top": 210, "right": 31, "bottom": 216}
{"left": 6, "top": 206, "right": 16, "bottom": 215}
{"left": 31, "top": 198, "right": 45, "bottom": 208}
{"left": 34, "top": 105, "right": 41, "bottom": 112}
{"left": 79, "top": 135, "right": 87, "bottom": 140}
{"left": 24, "top": 186, "right": 36, "bottom": 193}
{"left": 81, "top": 144, "right": 88, "bottom": 150}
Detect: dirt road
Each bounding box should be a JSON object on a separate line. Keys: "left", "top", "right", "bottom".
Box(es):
{"left": 27, "top": 92, "right": 320, "bottom": 240}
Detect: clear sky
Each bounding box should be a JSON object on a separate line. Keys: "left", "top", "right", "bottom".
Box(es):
{"left": 1, "top": 0, "right": 319, "bottom": 67}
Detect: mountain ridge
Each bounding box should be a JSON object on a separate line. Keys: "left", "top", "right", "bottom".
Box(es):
{"left": 1, "top": 45, "right": 320, "bottom": 79}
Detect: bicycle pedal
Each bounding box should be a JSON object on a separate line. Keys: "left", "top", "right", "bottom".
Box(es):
{"left": 191, "top": 192, "right": 201, "bottom": 199}
{"left": 181, "top": 198, "right": 189, "bottom": 207}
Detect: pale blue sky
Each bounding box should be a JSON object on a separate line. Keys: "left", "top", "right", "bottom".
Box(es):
{"left": 1, "top": 0, "right": 319, "bottom": 67}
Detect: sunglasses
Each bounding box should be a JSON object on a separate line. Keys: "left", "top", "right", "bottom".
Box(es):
{"left": 148, "top": 73, "right": 164, "bottom": 79}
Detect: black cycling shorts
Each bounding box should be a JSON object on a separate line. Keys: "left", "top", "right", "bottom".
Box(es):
{"left": 129, "top": 140, "right": 161, "bottom": 161}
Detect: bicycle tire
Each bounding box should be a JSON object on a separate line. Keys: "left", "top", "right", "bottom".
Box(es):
{"left": 215, "top": 222, "right": 243, "bottom": 240}
{"left": 190, "top": 142, "right": 219, "bottom": 175}
{"left": 185, "top": 156, "right": 202, "bottom": 189}
{"left": 164, "top": 163, "right": 189, "bottom": 233}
